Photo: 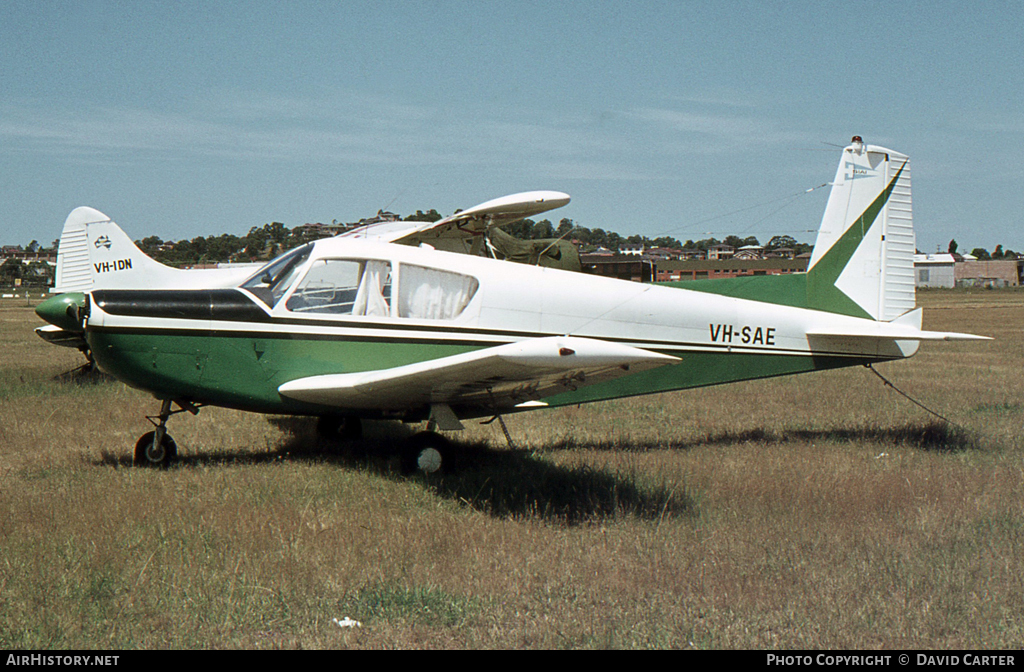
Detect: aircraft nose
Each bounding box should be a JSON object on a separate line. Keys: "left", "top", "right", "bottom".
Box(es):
{"left": 35, "top": 293, "right": 88, "bottom": 332}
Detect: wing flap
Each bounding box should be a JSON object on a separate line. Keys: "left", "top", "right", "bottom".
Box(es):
{"left": 278, "top": 336, "right": 678, "bottom": 411}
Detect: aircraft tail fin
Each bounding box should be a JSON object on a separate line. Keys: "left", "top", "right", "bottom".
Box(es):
{"left": 54, "top": 207, "right": 175, "bottom": 292}
{"left": 53, "top": 207, "right": 254, "bottom": 292}
{"left": 806, "top": 137, "right": 916, "bottom": 321}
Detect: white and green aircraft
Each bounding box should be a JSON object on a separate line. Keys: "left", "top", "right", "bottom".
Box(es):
{"left": 35, "top": 137, "right": 987, "bottom": 471}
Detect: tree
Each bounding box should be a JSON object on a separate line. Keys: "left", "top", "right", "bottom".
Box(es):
{"left": 970, "top": 247, "right": 991, "bottom": 260}
{"left": 404, "top": 209, "right": 442, "bottom": 223}
{"left": 531, "top": 219, "right": 554, "bottom": 239}
{"left": 137, "top": 236, "right": 164, "bottom": 256}
{"left": 767, "top": 235, "right": 798, "bottom": 250}
{"left": 947, "top": 239, "right": 958, "bottom": 255}
{"left": 0, "top": 258, "right": 24, "bottom": 283}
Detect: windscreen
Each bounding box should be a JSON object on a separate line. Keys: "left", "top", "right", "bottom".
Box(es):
{"left": 241, "top": 243, "right": 313, "bottom": 307}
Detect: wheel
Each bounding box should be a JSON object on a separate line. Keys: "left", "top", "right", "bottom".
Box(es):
{"left": 134, "top": 431, "right": 178, "bottom": 468}
{"left": 316, "top": 416, "right": 363, "bottom": 441}
{"left": 400, "top": 432, "right": 452, "bottom": 475}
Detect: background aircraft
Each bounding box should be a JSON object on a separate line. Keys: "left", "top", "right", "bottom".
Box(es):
{"left": 34, "top": 138, "right": 988, "bottom": 472}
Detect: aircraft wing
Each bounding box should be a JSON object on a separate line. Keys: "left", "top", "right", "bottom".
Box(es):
{"left": 277, "top": 335, "right": 677, "bottom": 414}
{"left": 338, "top": 191, "right": 571, "bottom": 249}
{"left": 34, "top": 324, "right": 89, "bottom": 350}
{"left": 334, "top": 220, "right": 423, "bottom": 242}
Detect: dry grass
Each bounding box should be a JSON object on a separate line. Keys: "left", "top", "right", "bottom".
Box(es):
{"left": 1, "top": 289, "right": 1023, "bottom": 649}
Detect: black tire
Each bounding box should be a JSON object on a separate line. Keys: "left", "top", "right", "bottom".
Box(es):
{"left": 134, "top": 431, "right": 178, "bottom": 468}
{"left": 400, "top": 432, "right": 451, "bottom": 475}
{"left": 316, "top": 416, "right": 363, "bottom": 442}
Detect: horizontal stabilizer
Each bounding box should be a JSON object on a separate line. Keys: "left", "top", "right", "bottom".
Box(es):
{"left": 807, "top": 308, "right": 991, "bottom": 342}
{"left": 278, "top": 335, "right": 678, "bottom": 411}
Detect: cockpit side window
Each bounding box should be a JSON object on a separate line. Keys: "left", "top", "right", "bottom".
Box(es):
{"left": 397, "top": 264, "right": 478, "bottom": 320}
{"left": 241, "top": 244, "right": 313, "bottom": 308}
{"left": 286, "top": 259, "right": 392, "bottom": 316}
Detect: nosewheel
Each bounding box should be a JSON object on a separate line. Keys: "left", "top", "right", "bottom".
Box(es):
{"left": 134, "top": 431, "right": 178, "bottom": 468}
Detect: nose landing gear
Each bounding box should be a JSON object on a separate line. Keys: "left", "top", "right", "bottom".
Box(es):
{"left": 133, "top": 399, "right": 201, "bottom": 468}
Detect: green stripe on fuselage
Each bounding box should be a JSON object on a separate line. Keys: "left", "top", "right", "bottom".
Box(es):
{"left": 88, "top": 325, "right": 883, "bottom": 419}
{"left": 539, "top": 349, "right": 876, "bottom": 408}
{"left": 662, "top": 272, "right": 809, "bottom": 309}
{"left": 87, "top": 328, "right": 479, "bottom": 416}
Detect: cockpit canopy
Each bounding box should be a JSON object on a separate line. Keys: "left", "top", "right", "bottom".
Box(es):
{"left": 240, "top": 242, "right": 479, "bottom": 321}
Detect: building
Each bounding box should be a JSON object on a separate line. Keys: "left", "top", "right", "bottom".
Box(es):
{"left": 733, "top": 245, "right": 764, "bottom": 260}
{"left": 294, "top": 222, "right": 348, "bottom": 241}
{"left": 706, "top": 244, "right": 735, "bottom": 260}
{"left": 914, "top": 253, "right": 956, "bottom": 288}
{"left": 580, "top": 254, "right": 654, "bottom": 282}
{"left": 955, "top": 259, "right": 1024, "bottom": 288}
{"left": 912, "top": 255, "right": 1024, "bottom": 288}
{"left": 655, "top": 257, "right": 808, "bottom": 282}
{"left": 764, "top": 247, "right": 796, "bottom": 259}
{"left": 0, "top": 246, "right": 57, "bottom": 265}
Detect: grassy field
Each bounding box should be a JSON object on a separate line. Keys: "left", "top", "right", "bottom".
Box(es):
{"left": 1, "top": 289, "right": 1022, "bottom": 649}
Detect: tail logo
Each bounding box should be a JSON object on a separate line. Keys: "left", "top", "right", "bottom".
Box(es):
{"left": 843, "top": 161, "right": 876, "bottom": 181}
{"left": 94, "top": 235, "right": 112, "bottom": 249}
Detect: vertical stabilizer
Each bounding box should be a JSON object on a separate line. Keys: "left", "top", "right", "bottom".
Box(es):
{"left": 53, "top": 207, "right": 255, "bottom": 292}
{"left": 806, "top": 137, "right": 916, "bottom": 321}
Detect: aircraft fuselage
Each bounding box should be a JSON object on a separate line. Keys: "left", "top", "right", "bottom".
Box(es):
{"left": 81, "top": 238, "right": 901, "bottom": 422}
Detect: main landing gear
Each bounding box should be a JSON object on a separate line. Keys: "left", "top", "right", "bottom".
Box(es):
{"left": 131, "top": 404, "right": 453, "bottom": 473}
{"left": 315, "top": 416, "right": 363, "bottom": 442}
{"left": 133, "top": 399, "right": 200, "bottom": 468}
{"left": 400, "top": 431, "right": 453, "bottom": 475}
{"left": 315, "top": 415, "right": 452, "bottom": 475}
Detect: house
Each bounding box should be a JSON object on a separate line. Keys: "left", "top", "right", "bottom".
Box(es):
{"left": 707, "top": 244, "right": 735, "bottom": 260}
{"left": 295, "top": 222, "right": 347, "bottom": 242}
{"left": 914, "top": 253, "right": 956, "bottom": 288}
{"left": 733, "top": 245, "right": 764, "bottom": 260}
{"left": 764, "top": 247, "right": 796, "bottom": 259}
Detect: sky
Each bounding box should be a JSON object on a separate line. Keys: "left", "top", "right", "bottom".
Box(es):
{"left": 2, "top": 0, "right": 1022, "bottom": 254}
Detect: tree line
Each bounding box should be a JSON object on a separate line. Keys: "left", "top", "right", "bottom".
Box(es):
{"left": 947, "top": 239, "right": 1019, "bottom": 261}
{"left": 131, "top": 216, "right": 817, "bottom": 266}
{"left": 4, "top": 216, "right": 1020, "bottom": 288}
